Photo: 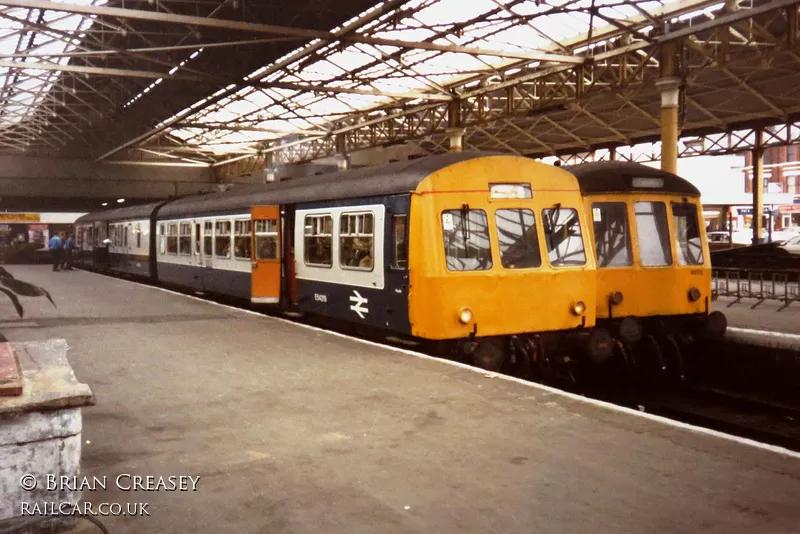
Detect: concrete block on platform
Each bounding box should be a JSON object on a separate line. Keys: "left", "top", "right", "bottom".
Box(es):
{"left": 0, "top": 339, "right": 94, "bottom": 522}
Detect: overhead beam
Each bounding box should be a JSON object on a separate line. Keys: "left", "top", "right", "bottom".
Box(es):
{"left": 1, "top": 0, "right": 585, "bottom": 64}
{"left": 0, "top": 59, "right": 202, "bottom": 80}
{"left": 255, "top": 80, "right": 452, "bottom": 101}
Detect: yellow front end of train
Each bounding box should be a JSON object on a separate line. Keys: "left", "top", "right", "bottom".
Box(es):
{"left": 569, "top": 162, "right": 726, "bottom": 351}
{"left": 584, "top": 192, "right": 712, "bottom": 319}
{"left": 406, "top": 156, "right": 598, "bottom": 343}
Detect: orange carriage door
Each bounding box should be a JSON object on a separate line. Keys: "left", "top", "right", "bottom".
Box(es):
{"left": 251, "top": 206, "right": 281, "bottom": 304}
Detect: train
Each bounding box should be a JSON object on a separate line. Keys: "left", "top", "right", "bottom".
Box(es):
{"left": 74, "top": 152, "right": 725, "bottom": 380}
{"left": 566, "top": 161, "right": 727, "bottom": 379}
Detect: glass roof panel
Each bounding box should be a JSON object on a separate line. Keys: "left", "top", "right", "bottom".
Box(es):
{"left": 152, "top": 0, "right": 713, "bottom": 159}
{"left": 0, "top": 0, "right": 107, "bottom": 131}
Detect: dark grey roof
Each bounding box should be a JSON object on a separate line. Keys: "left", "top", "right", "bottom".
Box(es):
{"left": 564, "top": 161, "right": 701, "bottom": 196}
{"left": 74, "top": 201, "right": 165, "bottom": 224}
{"left": 158, "top": 151, "right": 504, "bottom": 219}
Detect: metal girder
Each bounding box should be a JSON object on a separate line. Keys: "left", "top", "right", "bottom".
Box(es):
{"left": 0, "top": 59, "right": 202, "bottom": 80}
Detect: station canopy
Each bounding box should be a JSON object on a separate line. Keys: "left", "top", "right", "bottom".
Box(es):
{"left": 1, "top": 0, "right": 798, "bottom": 171}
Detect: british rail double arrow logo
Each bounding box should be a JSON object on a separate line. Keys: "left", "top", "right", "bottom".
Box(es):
{"left": 349, "top": 290, "right": 369, "bottom": 319}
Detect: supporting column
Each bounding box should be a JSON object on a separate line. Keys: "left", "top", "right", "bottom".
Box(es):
{"left": 656, "top": 41, "right": 681, "bottom": 175}
{"left": 447, "top": 99, "right": 465, "bottom": 152}
{"left": 335, "top": 133, "right": 349, "bottom": 171}
{"left": 447, "top": 128, "right": 466, "bottom": 152}
{"left": 752, "top": 128, "right": 765, "bottom": 245}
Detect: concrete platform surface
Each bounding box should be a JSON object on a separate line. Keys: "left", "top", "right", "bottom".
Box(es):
{"left": 0, "top": 265, "right": 799, "bottom": 534}
{"left": 715, "top": 296, "right": 800, "bottom": 335}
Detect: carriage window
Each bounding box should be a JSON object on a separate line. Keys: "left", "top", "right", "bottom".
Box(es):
{"left": 392, "top": 215, "right": 408, "bottom": 269}
{"left": 179, "top": 223, "right": 192, "bottom": 256}
{"left": 136, "top": 223, "right": 141, "bottom": 249}
{"left": 215, "top": 221, "right": 231, "bottom": 258}
{"left": 340, "top": 213, "right": 374, "bottom": 271}
{"left": 634, "top": 202, "right": 671, "bottom": 266}
{"left": 672, "top": 203, "right": 704, "bottom": 266}
{"left": 542, "top": 208, "right": 586, "bottom": 266}
{"left": 203, "top": 221, "right": 213, "bottom": 257}
{"left": 159, "top": 224, "right": 166, "bottom": 254}
{"left": 124, "top": 226, "right": 129, "bottom": 248}
{"left": 495, "top": 209, "right": 541, "bottom": 269}
{"left": 442, "top": 209, "right": 492, "bottom": 271}
{"left": 234, "top": 220, "right": 252, "bottom": 259}
{"left": 304, "top": 215, "right": 332, "bottom": 267}
{"left": 591, "top": 202, "right": 632, "bottom": 267}
{"left": 167, "top": 223, "right": 178, "bottom": 254}
{"left": 255, "top": 219, "right": 279, "bottom": 260}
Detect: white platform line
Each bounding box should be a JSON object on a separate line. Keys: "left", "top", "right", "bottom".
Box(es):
{"left": 78, "top": 269, "right": 800, "bottom": 460}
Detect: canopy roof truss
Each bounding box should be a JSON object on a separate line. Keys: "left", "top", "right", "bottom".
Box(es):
{"left": 1, "top": 0, "right": 799, "bottom": 176}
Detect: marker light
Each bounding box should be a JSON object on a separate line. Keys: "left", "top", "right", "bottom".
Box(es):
{"left": 459, "top": 308, "right": 473, "bottom": 324}
{"left": 571, "top": 301, "right": 586, "bottom": 316}
{"left": 688, "top": 287, "right": 701, "bottom": 302}
{"left": 117, "top": 198, "right": 126, "bottom": 203}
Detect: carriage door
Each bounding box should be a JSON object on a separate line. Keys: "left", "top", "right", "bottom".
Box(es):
{"left": 251, "top": 206, "right": 281, "bottom": 304}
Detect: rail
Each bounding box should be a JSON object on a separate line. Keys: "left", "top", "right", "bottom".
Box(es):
{"left": 712, "top": 267, "right": 800, "bottom": 309}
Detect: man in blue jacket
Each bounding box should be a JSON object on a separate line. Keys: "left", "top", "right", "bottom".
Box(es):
{"left": 63, "top": 233, "right": 75, "bottom": 270}
{"left": 48, "top": 232, "right": 62, "bottom": 272}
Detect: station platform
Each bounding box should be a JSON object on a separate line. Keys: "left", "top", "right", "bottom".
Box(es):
{"left": 1, "top": 265, "right": 799, "bottom": 533}
{"left": 715, "top": 296, "right": 800, "bottom": 335}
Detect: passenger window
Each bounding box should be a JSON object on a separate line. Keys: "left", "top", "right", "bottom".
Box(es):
{"left": 203, "top": 222, "right": 212, "bottom": 257}
{"left": 136, "top": 223, "right": 141, "bottom": 249}
{"left": 340, "top": 213, "right": 374, "bottom": 271}
{"left": 442, "top": 208, "right": 492, "bottom": 271}
{"left": 304, "top": 214, "right": 332, "bottom": 267}
{"left": 542, "top": 207, "right": 586, "bottom": 266}
{"left": 392, "top": 215, "right": 408, "bottom": 269}
{"left": 179, "top": 223, "right": 192, "bottom": 256}
{"left": 634, "top": 202, "right": 671, "bottom": 266}
{"left": 159, "top": 224, "right": 166, "bottom": 254}
{"left": 672, "top": 203, "right": 704, "bottom": 266}
{"left": 591, "top": 202, "right": 632, "bottom": 267}
{"left": 215, "top": 221, "right": 231, "bottom": 258}
{"left": 124, "top": 226, "right": 129, "bottom": 248}
{"left": 495, "top": 209, "right": 541, "bottom": 269}
{"left": 234, "top": 220, "right": 252, "bottom": 259}
{"left": 167, "top": 223, "right": 178, "bottom": 254}
{"left": 255, "top": 219, "right": 279, "bottom": 260}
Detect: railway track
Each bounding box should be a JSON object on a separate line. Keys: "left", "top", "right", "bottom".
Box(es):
{"left": 85, "top": 268, "right": 800, "bottom": 453}
{"left": 595, "top": 386, "right": 800, "bottom": 452}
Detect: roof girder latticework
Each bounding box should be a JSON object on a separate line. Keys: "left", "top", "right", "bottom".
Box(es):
{"left": 1, "top": 0, "right": 800, "bottom": 176}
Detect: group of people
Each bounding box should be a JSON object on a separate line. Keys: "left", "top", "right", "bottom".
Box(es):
{"left": 48, "top": 232, "right": 75, "bottom": 272}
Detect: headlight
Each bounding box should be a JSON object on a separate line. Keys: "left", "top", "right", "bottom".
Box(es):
{"left": 459, "top": 308, "right": 473, "bottom": 324}
{"left": 688, "top": 287, "right": 701, "bottom": 302}
{"left": 571, "top": 301, "right": 586, "bottom": 316}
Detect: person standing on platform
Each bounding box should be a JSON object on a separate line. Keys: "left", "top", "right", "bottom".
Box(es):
{"left": 63, "top": 233, "right": 75, "bottom": 270}
{"left": 48, "top": 232, "right": 63, "bottom": 272}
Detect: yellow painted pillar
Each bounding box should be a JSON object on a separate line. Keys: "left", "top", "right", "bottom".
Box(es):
{"left": 657, "top": 41, "right": 681, "bottom": 175}
{"left": 752, "top": 129, "right": 764, "bottom": 245}
{"left": 655, "top": 77, "right": 681, "bottom": 175}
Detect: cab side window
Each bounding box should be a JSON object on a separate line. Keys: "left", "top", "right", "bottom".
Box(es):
{"left": 672, "top": 203, "right": 704, "bottom": 266}
{"left": 442, "top": 208, "right": 492, "bottom": 271}
{"left": 542, "top": 207, "right": 586, "bottom": 266}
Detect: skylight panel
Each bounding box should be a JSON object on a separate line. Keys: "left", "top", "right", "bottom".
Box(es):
{"left": 414, "top": 0, "right": 497, "bottom": 26}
